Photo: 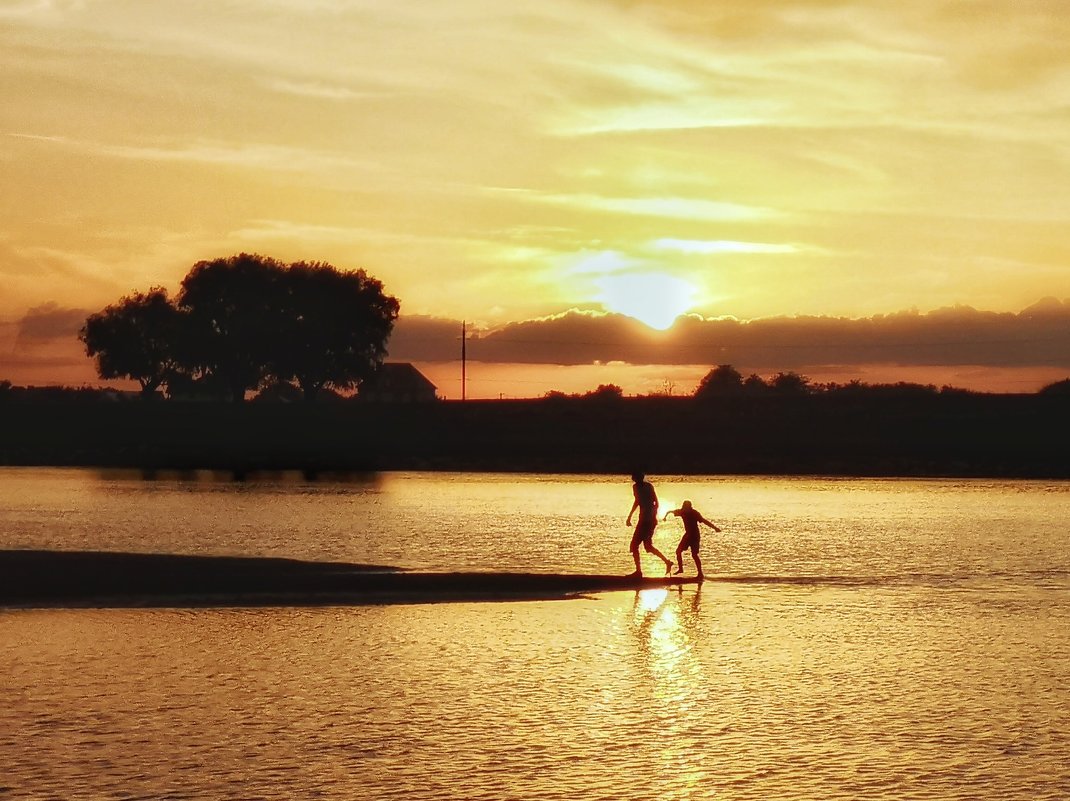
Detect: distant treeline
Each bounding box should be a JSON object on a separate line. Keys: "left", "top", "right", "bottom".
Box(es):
{"left": 4, "top": 368, "right": 1069, "bottom": 406}
{"left": 1, "top": 390, "right": 1067, "bottom": 478}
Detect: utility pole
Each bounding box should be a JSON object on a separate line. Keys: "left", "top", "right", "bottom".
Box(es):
{"left": 461, "top": 320, "right": 467, "bottom": 401}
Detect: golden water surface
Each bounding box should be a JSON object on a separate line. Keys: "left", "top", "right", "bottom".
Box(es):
{"left": 1, "top": 469, "right": 1068, "bottom": 799}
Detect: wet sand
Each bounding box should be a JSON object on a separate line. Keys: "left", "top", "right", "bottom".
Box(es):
{"left": 0, "top": 550, "right": 699, "bottom": 607}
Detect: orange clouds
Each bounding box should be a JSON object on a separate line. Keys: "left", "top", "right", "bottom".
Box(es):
{"left": 1, "top": 0, "right": 1068, "bottom": 366}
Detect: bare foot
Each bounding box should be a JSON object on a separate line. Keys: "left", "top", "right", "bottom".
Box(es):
{"left": 673, "top": 566, "right": 684, "bottom": 575}
{"left": 626, "top": 570, "right": 643, "bottom": 578}
{"left": 664, "top": 561, "right": 673, "bottom": 575}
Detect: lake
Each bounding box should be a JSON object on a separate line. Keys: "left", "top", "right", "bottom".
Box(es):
{"left": 1, "top": 468, "right": 1069, "bottom": 799}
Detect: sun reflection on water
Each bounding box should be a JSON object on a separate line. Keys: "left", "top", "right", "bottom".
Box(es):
{"left": 634, "top": 588, "right": 706, "bottom": 704}
{"left": 630, "top": 587, "right": 710, "bottom": 794}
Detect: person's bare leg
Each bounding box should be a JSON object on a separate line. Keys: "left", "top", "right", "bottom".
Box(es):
{"left": 644, "top": 541, "right": 673, "bottom": 574}
{"left": 693, "top": 549, "right": 704, "bottom": 580}
{"left": 675, "top": 545, "right": 686, "bottom": 575}
{"left": 629, "top": 545, "right": 643, "bottom": 577}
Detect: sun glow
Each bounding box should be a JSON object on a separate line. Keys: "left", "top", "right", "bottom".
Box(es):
{"left": 595, "top": 272, "right": 697, "bottom": 330}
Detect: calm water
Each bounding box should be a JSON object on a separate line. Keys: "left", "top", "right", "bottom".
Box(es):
{"left": 1, "top": 468, "right": 1069, "bottom": 799}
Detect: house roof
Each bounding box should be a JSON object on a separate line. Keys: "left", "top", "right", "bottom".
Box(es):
{"left": 363, "top": 362, "right": 437, "bottom": 392}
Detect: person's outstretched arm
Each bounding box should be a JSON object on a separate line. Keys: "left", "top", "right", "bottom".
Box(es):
{"left": 700, "top": 514, "right": 722, "bottom": 532}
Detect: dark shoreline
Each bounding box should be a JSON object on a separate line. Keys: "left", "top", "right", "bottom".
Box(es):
{"left": 0, "top": 550, "right": 700, "bottom": 608}
{"left": 1, "top": 394, "right": 1068, "bottom": 478}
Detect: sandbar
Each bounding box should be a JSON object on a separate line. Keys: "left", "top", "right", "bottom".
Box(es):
{"left": 0, "top": 550, "right": 700, "bottom": 608}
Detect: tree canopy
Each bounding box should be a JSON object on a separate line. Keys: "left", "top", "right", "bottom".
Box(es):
{"left": 177, "top": 253, "right": 289, "bottom": 402}
{"left": 271, "top": 261, "right": 399, "bottom": 400}
{"left": 769, "top": 371, "right": 811, "bottom": 394}
{"left": 1039, "top": 378, "right": 1070, "bottom": 395}
{"left": 79, "top": 287, "right": 181, "bottom": 398}
{"left": 82, "top": 254, "right": 399, "bottom": 401}
{"left": 694, "top": 364, "right": 744, "bottom": 399}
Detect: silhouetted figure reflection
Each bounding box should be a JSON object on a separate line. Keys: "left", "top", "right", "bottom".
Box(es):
{"left": 625, "top": 472, "right": 673, "bottom": 577}
{"left": 663, "top": 500, "right": 721, "bottom": 580}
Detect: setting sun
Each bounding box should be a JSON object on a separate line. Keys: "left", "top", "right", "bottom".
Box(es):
{"left": 595, "top": 272, "right": 697, "bottom": 330}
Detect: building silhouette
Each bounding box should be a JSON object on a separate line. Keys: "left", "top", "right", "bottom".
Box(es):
{"left": 358, "top": 363, "right": 438, "bottom": 402}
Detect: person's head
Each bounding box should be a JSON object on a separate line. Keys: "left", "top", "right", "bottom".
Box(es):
{"left": 631, "top": 472, "right": 644, "bottom": 483}
{"left": 682, "top": 500, "right": 693, "bottom": 510}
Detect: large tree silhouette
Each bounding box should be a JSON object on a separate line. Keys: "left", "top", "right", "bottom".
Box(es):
{"left": 176, "top": 254, "right": 288, "bottom": 402}
{"left": 82, "top": 253, "right": 398, "bottom": 402}
{"left": 272, "top": 261, "right": 399, "bottom": 401}
{"left": 79, "top": 287, "right": 181, "bottom": 398}
{"left": 173, "top": 253, "right": 399, "bottom": 402}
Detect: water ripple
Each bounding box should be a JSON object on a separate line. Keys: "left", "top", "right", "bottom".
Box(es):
{"left": 2, "top": 473, "right": 1070, "bottom": 799}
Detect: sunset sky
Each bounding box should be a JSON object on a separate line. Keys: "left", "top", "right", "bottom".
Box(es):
{"left": 2, "top": 0, "right": 1069, "bottom": 397}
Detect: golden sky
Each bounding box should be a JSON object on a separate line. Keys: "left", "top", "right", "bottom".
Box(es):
{"left": 2, "top": 0, "right": 1069, "bottom": 395}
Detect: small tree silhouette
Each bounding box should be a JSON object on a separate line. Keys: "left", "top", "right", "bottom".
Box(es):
{"left": 769, "top": 371, "right": 810, "bottom": 395}
{"left": 585, "top": 383, "right": 624, "bottom": 400}
{"left": 695, "top": 364, "right": 744, "bottom": 399}
{"left": 79, "top": 287, "right": 181, "bottom": 398}
{"left": 742, "top": 373, "right": 768, "bottom": 394}
{"left": 1039, "top": 378, "right": 1070, "bottom": 395}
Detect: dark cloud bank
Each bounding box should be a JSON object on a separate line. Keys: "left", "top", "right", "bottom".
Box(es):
{"left": 388, "top": 298, "right": 1070, "bottom": 370}
{"left": 11, "top": 297, "right": 1070, "bottom": 374}
{"left": 14, "top": 302, "right": 91, "bottom": 347}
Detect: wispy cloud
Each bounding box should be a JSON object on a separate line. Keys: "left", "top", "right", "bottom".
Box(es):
{"left": 652, "top": 238, "right": 801, "bottom": 255}
{"left": 10, "top": 133, "right": 387, "bottom": 176}
{"left": 264, "top": 79, "right": 388, "bottom": 102}
{"left": 491, "top": 188, "right": 783, "bottom": 223}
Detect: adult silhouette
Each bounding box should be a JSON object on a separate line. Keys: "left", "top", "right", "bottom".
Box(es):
{"left": 625, "top": 472, "right": 673, "bottom": 577}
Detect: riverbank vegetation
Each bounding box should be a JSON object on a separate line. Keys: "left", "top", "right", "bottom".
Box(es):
{"left": 1, "top": 386, "right": 1066, "bottom": 477}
